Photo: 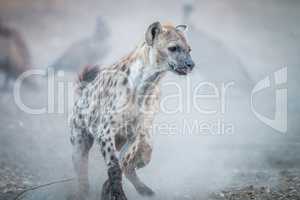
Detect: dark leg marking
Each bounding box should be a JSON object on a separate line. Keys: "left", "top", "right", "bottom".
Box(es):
{"left": 101, "top": 165, "right": 127, "bottom": 200}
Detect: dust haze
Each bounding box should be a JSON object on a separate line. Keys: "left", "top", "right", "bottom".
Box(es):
{"left": 0, "top": 0, "right": 300, "bottom": 200}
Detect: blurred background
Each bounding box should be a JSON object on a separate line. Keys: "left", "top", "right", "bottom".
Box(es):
{"left": 0, "top": 0, "right": 300, "bottom": 199}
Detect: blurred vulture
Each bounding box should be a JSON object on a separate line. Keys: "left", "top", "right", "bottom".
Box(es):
{"left": 50, "top": 17, "right": 110, "bottom": 73}
{"left": 0, "top": 19, "right": 32, "bottom": 90}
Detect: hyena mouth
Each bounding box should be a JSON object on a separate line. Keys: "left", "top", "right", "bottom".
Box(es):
{"left": 169, "top": 63, "right": 191, "bottom": 75}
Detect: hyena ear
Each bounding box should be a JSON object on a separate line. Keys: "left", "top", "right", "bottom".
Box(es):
{"left": 145, "top": 21, "right": 162, "bottom": 46}
{"left": 176, "top": 24, "right": 188, "bottom": 32}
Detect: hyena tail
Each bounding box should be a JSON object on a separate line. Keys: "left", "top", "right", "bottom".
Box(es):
{"left": 76, "top": 65, "right": 100, "bottom": 92}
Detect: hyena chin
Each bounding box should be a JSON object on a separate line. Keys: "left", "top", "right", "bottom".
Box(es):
{"left": 70, "top": 21, "right": 195, "bottom": 200}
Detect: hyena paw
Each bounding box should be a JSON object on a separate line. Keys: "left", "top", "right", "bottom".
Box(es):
{"left": 101, "top": 179, "right": 111, "bottom": 200}
{"left": 75, "top": 191, "right": 90, "bottom": 200}
{"left": 76, "top": 183, "right": 90, "bottom": 200}
{"left": 136, "top": 185, "right": 155, "bottom": 197}
{"left": 102, "top": 166, "right": 128, "bottom": 200}
{"left": 101, "top": 181, "right": 128, "bottom": 200}
{"left": 110, "top": 182, "right": 127, "bottom": 200}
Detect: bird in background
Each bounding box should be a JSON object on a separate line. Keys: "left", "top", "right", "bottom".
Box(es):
{"left": 49, "top": 17, "right": 110, "bottom": 73}
{"left": 0, "top": 18, "right": 33, "bottom": 90}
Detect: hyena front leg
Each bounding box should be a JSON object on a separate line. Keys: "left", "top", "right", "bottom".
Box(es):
{"left": 119, "top": 137, "right": 154, "bottom": 196}
{"left": 97, "top": 128, "right": 127, "bottom": 200}
{"left": 125, "top": 168, "right": 154, "bottom": 196}
{"left": 71, "top": 127, "right": 94, "bottom": 199}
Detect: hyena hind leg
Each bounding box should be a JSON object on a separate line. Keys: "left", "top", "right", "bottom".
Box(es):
{"left": 71, "top": 128, "right": 94, "bottom": 199}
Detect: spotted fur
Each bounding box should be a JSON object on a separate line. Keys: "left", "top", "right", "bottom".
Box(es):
{"left": 69, "top": 21, "right": 194, "bottom": 200}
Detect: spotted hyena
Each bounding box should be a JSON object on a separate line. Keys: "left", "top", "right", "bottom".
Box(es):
{"left": 70, "top": 21, "right": 195, "bottom": 200}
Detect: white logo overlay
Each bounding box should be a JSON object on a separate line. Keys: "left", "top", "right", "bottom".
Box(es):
{"left": 250, "top": 67, "right": 287, "bottom": 133}
{"left": 10, "top": 67, "right": 288, "bottom": 135}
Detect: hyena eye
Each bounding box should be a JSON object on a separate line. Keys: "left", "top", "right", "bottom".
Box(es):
{"left": 168, "top": 46, "right": 179, "bottom": 52}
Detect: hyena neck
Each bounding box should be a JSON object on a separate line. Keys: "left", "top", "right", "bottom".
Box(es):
{"left": 126, "top": 42, "right": 166, "bottom": 95}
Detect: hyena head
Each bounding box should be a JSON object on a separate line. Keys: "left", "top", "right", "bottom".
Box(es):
{"left": 145, "top": 21, "right": 195, "bottom": 75}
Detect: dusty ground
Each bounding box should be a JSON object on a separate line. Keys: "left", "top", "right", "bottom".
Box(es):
{"left": 2, "top": 141, "right": 300, "bottom": 200}
{"left": 0, "top": 0, "right": 300, "bottom": 200}
{"left": 211, "top": 170, "right": 300, "bottom": 200}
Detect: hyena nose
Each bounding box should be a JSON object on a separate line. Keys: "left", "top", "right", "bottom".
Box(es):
{"left": 185, "top": 60, "right": 195, "bottom": 69}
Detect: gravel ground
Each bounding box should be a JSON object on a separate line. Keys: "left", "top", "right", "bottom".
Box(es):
{"left": 1, "top": 168, "right": 300, "bottom": 200}
{"left": 211, "top": 170, "right": 300, "bottom": 200}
